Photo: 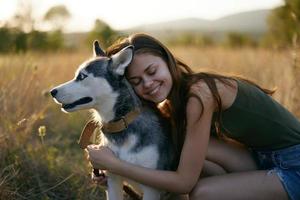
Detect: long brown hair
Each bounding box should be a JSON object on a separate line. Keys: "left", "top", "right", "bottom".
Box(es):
{"left": 106, "top": 33, "right": 275, "bottom": 162}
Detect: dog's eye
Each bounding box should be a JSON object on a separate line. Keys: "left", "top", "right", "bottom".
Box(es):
{"left": 76, "top": 72, "right": 88, "bottom": 81}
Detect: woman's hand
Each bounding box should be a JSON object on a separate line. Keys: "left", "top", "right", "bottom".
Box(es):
{"left": 91, "top": 169, "right": 108, "bottom": 187}
{"left": 86, "top": 144, "right": 119, "bottom": 170}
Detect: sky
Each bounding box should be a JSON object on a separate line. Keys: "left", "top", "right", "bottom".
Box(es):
{"left": 0, "top": 0, "right": 284, "bottom": 32}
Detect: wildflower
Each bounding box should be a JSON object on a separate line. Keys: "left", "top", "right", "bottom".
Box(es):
{"left": 38, "top": 126, "right": 46, "bottom": 137}
{"left": 38, "top": 125, "right": 46, "bottom": 144}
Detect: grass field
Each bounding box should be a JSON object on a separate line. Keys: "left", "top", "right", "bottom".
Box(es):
{"left": 1, "top": 46, "right": 300, "bottom": 199}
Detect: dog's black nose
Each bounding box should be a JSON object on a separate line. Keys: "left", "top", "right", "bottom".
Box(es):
{"left": 50, "top": 89, "right": 58, "bottom": 97}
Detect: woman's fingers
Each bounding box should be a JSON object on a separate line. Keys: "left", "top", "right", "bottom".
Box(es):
{"left": 91, "top": 170, "right": 107, "bottom": 186}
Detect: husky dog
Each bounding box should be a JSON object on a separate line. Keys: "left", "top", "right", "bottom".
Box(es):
{"left": 50, "top": 41, "right": 174, "bottom": 200}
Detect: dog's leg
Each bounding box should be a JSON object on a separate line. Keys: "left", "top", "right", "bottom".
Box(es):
{"left": 141, "top": 185, "right": 160, "bottom": 200}
{"left": 106, "top": 174, "right": 123, "bottom": 200}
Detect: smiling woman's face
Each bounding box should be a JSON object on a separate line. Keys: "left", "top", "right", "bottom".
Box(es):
{"left": 126, "top": 53, "right": 173, "bottom": 103}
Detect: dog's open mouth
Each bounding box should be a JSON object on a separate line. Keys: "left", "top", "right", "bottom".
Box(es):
{"left": 62, "top": 97, "right": 93, "bottom": 109}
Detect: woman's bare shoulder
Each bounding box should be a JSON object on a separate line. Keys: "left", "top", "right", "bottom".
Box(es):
{"left": 189, "top": 78, "right": 238, "bottom": 110}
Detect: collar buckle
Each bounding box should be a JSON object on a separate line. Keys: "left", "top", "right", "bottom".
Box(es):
{"left": 120, "top": 116, "right": 128, "bottom": 129}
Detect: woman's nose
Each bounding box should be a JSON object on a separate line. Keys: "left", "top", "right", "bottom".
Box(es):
{"left": 143, "top": 77, "right": 153, "bottom": 88}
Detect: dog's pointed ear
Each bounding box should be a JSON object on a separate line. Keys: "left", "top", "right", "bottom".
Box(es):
{"left": 93, "top": 40, "right": 106, "bottom": 57}
{"left": 111, "top": 45, "right": 134, "bottom": 76}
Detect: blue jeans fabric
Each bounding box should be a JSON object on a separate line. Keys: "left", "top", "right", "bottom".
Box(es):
{"left": 253, "top": 144, "right": 300, "bottom": 200}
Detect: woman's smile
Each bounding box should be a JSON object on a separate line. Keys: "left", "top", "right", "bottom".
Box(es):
{"left": 146, "top": 83, "right": 161, "bottom": 95}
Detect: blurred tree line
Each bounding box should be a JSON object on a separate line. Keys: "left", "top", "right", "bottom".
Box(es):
{"left": 0, "top": 27, "right": 65, "bottom": 52}
{"left": 166, "top": 0, "right": 300, "bottom": 48}
{"left": 0, "top": 1, "right": 71, "bottom": 52}
{"left": 0, "top": 0, "right": 299, "bottom": 52}
{"left": 166, "top": 32, "right": 258, "bottom": 48}
{"left": 0, "top": 1, "right": 120, "bottom": 53}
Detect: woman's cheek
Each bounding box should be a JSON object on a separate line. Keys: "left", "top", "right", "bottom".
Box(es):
{"left": 133, "top": 86, "right": 143, "bottom": 98}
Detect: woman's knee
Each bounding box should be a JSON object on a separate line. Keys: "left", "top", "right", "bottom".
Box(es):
{"left": 206, "top": 137, "right": 258, "bottom": 172}
{"left": 189, "top": 180, "right": 214, "bottom": 200}
{"left": 201, "top": 160, "right": 227, "bottom": 177}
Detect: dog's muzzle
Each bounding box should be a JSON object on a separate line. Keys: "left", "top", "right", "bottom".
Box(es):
{"left": 50, "top": 89, "right": 93, "bottom": 110}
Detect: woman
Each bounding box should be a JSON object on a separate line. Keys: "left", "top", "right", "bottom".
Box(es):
{"left": 86, "top": 33, "right": 300, "bottom": 199}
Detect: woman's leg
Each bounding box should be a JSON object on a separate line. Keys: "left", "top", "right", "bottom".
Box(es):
{"left": 190, "top": 137, "right": 289, "bottom": 200}
{"left": 201, "top": 160, "right": 227, "bottom": 177}
{"left": 189, "top": 170, "right": 288, "bottom": 200}
{"left": 205, "top": 137, "right": 258, "bottom": 172}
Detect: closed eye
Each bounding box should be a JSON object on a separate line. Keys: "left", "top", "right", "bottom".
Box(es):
{"left": 75, "top": 72, "right": 88, "bottom": 81}
{"left": 145, "top": 64, "right": 157, "bottom": 76}
{"left": 129, "top": 78, "right": 142, "bottom": 86}
{"left": 147, "top": 67, "right": 156, "bottom": 75}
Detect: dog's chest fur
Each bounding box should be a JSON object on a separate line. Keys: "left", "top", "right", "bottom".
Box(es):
{"left": 102, "top": 133, "right": 159, "bottom": 169}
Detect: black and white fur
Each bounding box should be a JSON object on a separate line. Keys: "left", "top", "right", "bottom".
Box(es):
{"left": 50, "top": 42, "right": 174, "bottom": 200}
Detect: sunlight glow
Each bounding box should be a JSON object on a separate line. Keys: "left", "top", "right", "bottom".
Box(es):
{"left": 0, "top": 0, "right": 284, "bottom": 32}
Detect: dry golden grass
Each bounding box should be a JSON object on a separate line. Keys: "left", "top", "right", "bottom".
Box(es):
{"left": 0, "top": 51, "right": 90, "bottom": 144}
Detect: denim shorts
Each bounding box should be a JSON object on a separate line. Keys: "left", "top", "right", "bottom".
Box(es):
{"left": 253, "top": 144, "right": 300, "bottom": 200}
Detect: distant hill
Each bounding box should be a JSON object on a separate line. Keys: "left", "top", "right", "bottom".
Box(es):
{"left": 65, "top": 9, "right": 271, "bottom": 47}
{"left": 125, "top": 9, "right": 271, "bottom": 39}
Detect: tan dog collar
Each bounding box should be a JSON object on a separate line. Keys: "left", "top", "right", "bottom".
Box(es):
{"left": 102, "top": 107, "right": 141, "bottom": 133}
{"left": 78, "top": 107, "right": 142, "bottom": 147}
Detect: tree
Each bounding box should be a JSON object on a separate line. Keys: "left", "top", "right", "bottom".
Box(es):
{"left": 27, "top": 31, "right": 48, "bottom": 50}
{"left": 223, "top": 32, "right": 257, "bottom": 48}
{"left": 266, "top": 0, "right": 300, "bottom": 48}
{"left": 44, "top": 5, "right": 71, "bottom": 31}
{"left": 10, "top": 0, "right": 35, "bottom": 33}
{"left": 0, "top": 27, "right": 16, "bottom": 52}
{"left": 86, "top": 19, "right": 118, "bottom": 48}
{"left": 46, "top": 30, "right": 64, "bottom": 50}
{"left": 43, "top": 5, "right": 71, "bottom": 50}
{"left": 167, "top": 33, "right": 215, "bottom": 47}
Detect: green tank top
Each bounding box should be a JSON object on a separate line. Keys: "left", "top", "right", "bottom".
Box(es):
{"left": 212, "top": 80, "right": 300, "bottom": 150}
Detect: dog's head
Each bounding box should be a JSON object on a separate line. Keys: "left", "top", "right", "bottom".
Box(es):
{"left": 50, "top": 41, "right": 133, "bottom": 113}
